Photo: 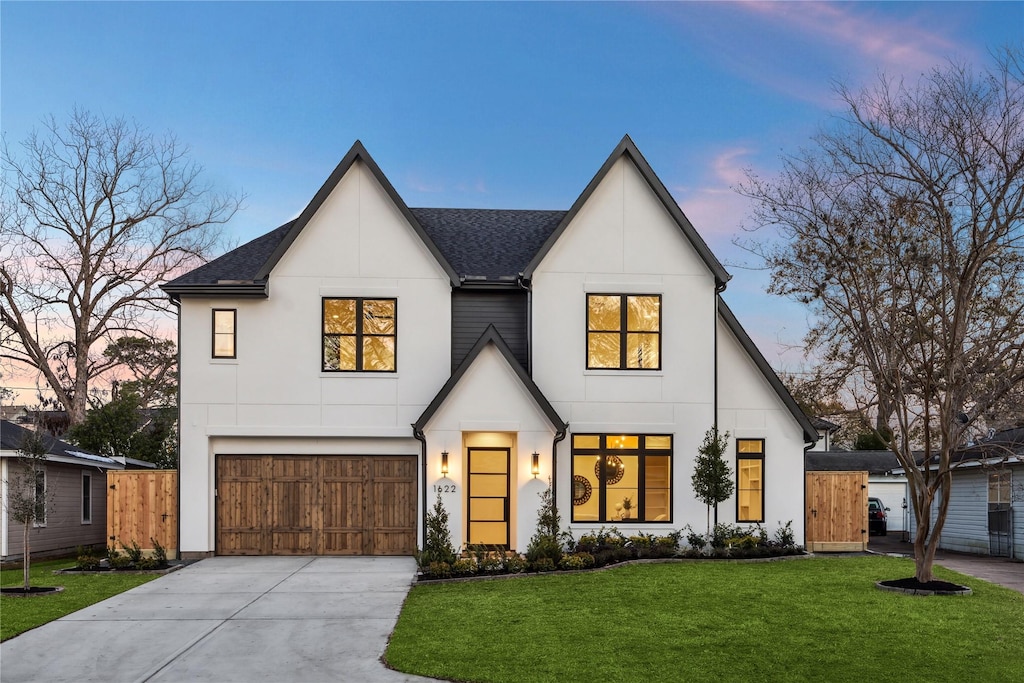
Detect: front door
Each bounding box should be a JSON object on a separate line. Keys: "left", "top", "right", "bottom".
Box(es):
{"left": 467, "top": 448, "right": 510, "bottom": 548}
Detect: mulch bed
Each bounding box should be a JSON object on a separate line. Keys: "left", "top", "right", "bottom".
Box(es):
{"left": 1, "top": 586, "right": 65, "bottom": 597}
{"left": 876, "top": 577, "right": 972, "bottom": 596}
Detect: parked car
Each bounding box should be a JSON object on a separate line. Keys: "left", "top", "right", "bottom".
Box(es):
{"left": 868, "top": 497, "right": 888, "bottom": 536}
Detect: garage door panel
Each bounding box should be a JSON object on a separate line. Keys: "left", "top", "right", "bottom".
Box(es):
{"left": 217, "top": 455, "right": 415, "bottom": 556}
{"left": 322, "top": 531, "right": 365, "bottom": 555}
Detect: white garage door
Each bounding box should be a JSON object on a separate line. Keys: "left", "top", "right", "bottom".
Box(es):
{"left": 869, "top": 480, "right": 909, "bottom": 532}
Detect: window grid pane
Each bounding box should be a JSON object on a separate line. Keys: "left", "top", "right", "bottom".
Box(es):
{"left": 586, "top": 294, "right": 661, "bottom": 370}
{"left": 571, "top": 434, "right": 672, "bottom": 523}
{"left": 322, "top": 298, "right": 396, "bottom": 372}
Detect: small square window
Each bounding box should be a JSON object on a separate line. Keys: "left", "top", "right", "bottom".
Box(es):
{"left": 322, "top": 298, "right": 396, "bottom": 372}
{"left": 587, "top": 294, "right": 661, "bottom": 370}
{"left": 212, "top": 309, "right": 236, "bottom": 358}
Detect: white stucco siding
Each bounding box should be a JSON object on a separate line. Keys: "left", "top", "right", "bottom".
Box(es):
{"left": 531, "top": 153, "right": 747, "bottom": 537}
{"left": 421, "top": 344, "right": 557, "bottom": 552}
{"left": 716, "top": 315, "right": 808, "bottom": 539}
{"left": 176, "top": 159, "right": 452, "bottom": 554}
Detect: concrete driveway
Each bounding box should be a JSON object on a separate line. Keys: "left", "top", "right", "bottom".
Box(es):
{"left": 0, "top": 556, "right": 436, "bottom": 682}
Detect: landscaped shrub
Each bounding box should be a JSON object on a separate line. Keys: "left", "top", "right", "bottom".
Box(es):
{"left": 773, "top": 521, "right": 796, "bottom": 548}
{"left": 418, "top": 492, "right": 457, "bottom": 570}
{"left": 525, "top": 480, "right": 567, "bottom": 567}
{"left": 122, "top": 540, "right": 144, "bottom": 564}
{"left": 558, "top": 552, "right": 595, "bottom": 570}
{"left": 109, "top": 554, "right": 133, "bottom": 570}
{"left": 504, "top": 555, "right": 528, "bottom": 574}
{"left": 427, "top": 561, "right": 452, "bottom": 579}
{"left": 75, "top": 554, "right": 101, "bottom": 570}
{"left": 451, "top": 558, "right": 476, "bottom": 576}
{"left": 531, "top": 557, "right": 556, "bottom": 572}
{"left": 151, "top": 538, "right": 169, "bottom": 567}
{"left": 136, "top": 556, "right": 158, "bottom": 570}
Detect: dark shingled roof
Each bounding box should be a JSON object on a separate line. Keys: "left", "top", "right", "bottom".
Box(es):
{"left": 810, "top": 416, "right": 840, "bottom": 432}
{"left": 805, "top": 450, "right": 901, "bottom": 474}
{"left": 410, "top": 208, "right": 566, "bottom": 280}
{"left": 163, "top": 220, "right": 295, "bottom": 289}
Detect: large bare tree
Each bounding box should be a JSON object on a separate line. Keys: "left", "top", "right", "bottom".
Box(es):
{"left": 1, "top": 110, "right": 240, "bottom": 425}
{"left": 740, "top": 48, "right": 1024, "bottom": 583}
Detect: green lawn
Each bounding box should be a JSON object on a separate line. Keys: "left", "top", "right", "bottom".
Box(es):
{"left": 386, "top": 557, "right": 1024, "bottom": 683}
{"left": 1, "top": 559, "right": 159, "bottom": 641}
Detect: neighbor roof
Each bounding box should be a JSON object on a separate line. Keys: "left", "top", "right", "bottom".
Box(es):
{"left": 805, "top": 450, "right": 901, "bottom": 474}
{"left": 0, "top": 421, "right": 122, "bottom": 469}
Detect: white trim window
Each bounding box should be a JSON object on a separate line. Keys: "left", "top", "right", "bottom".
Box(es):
{"left": 82, "top": 471, "right": 93, "bottom": 524}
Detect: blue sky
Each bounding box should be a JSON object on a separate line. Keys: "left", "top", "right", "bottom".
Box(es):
{"left": 2, "top": 1, "right": 1021, "bottom": 384}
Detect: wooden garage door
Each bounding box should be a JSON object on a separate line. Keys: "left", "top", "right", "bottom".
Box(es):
{"left": 216, "top": 455, "right": 417, "bottom": 556}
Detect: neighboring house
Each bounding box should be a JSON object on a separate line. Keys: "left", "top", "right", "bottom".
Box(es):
{"left": 809, "top": 416, "right": 840, "bottom": 452}
{"left": 903, "top": 427, "right": 1023, "bottom": 559}
{"left": 1, "top": 420, "right": 124, "bottom": 561}
{"left": 162, "top": 136, "right": 817, "bottom": 558}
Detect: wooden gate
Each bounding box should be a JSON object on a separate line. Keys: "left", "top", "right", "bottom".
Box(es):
{"left": 805, "top": 471, "right": 868, "bottom": 552}
{"left": 216, "top": 455, "right": 417, "bottom": 556}
{"left": 107, "top": 470, "right": 178, "bottom": 556}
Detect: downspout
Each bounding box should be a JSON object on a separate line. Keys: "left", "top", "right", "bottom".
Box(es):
{"left": 413, "top": 427, "right": 427, "bottom": 552}
{"left": 517, "top": 274, "right": 531, "bottom": 375}
{"left": 171, "top": 296, "right": 182, "bottom": 561}
{"left": 551, "top": 424, "right": 568, "bottom": 521}
{"left": 713, "top": 285, "right": 726, "bottom": 430}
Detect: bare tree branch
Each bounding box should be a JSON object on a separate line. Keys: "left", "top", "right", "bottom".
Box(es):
{"left": 1, "top": 108, "right": 242, "bottom": 424}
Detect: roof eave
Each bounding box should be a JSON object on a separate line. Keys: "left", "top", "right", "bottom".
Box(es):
{"left": 159, "top": 282, "right": 269, "bottom": 300}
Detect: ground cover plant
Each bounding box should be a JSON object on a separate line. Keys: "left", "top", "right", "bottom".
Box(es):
{"left": 387, "top": 556, "right": 1024, "bottom": 682}
{"left": 1, "top": 558, "right": 158, "bottom": 641}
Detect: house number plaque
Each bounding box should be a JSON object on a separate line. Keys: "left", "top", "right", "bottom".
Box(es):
{"left": 433, "top": 484, "right": 457, "bottom": 493}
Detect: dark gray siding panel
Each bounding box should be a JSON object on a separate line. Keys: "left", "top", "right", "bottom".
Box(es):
{"left": 452, "top": 291, "right": 528, "bottom": 371}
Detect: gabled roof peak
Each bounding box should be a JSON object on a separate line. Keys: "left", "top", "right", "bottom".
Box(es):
{"left": 414, "top": 325, "right": 566, "bottom": 432}
{"left": 524, "top": 135, "right": 731, "bottom": 287}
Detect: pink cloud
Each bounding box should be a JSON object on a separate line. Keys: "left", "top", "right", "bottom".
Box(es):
{"left": 739, "top": 1, "right": 962, "bottom": 74}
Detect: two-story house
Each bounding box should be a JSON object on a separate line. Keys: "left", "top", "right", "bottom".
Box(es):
{"left": 162, "top": 136, "right": 816, "bottom": 558}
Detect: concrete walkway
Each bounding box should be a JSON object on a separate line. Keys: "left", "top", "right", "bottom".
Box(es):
{"left": 0, "top": 556, "right": 436, "bottom": 683}
{"left": 868, "top": 535, "right": 1024, "bottom": 594}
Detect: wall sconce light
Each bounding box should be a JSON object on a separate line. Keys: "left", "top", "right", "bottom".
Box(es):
{"left": 531, "top": 452, "right": 540, "bottom": 478}
{"left": 441, "top": 450, "right": 449, "bottom": 477}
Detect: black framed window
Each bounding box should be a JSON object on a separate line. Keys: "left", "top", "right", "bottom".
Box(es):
{"left": 212, "top": 309, "right": 236, "bottom": 358}
{"left": 82, "top": 472, "right": 92, "bottom": 524}
{"left": 322, "top": 298, "right": 396, "bottom": 372}
{"left": 587, "top": 294, "right": 661, "bottom": 369}
{"left": 737, "top": 439, "right": 764, "bottom": 523}
{"left": 571, "top": 434, "right": 672, "bottom": 523}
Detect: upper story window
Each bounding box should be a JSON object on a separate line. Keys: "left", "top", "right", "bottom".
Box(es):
{"left": 587, "top": 294, "right": 661, "bottom": 370}
{"left": 322, "top": 298, "right": 396, "bottom": 372}
{"left": 737, "top": 439, "right": 764, "bottom": 523}
{"left": 212, "top": 309, "right": 236, "bottom": 358}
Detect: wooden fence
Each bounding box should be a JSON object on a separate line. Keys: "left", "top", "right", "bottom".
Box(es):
{"left": 805, "top": 471, "right": 868, "bottom": 552}
{"left": 107, "top": 470, "right": 177, "bottom": 556}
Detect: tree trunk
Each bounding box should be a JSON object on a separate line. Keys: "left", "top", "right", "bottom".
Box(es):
{"left": 22, "top": 521, "right": 30, "bottom": 590}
